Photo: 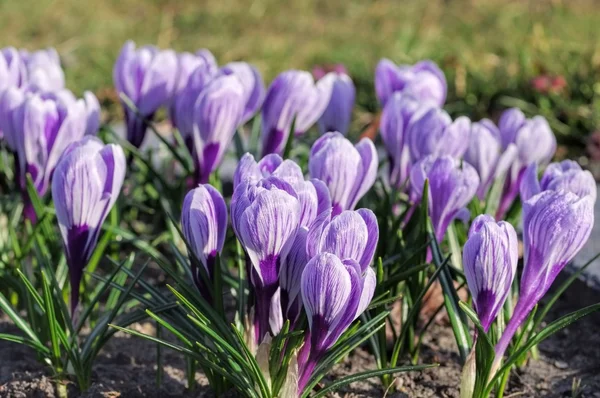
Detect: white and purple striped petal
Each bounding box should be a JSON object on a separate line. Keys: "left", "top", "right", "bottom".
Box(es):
{"left": 220, "top": 62, "right": 265, "bottom": 123}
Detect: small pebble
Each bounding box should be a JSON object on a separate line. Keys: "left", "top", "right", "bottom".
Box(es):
{"left": 554, "top": 360, "right": 568, "bottom": 369}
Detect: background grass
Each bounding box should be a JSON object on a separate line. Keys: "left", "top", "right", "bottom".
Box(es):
{"left": 2, "top": 0, "right": 600, "bottom": 150}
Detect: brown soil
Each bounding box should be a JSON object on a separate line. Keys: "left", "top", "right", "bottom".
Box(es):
{"left": 1, "top": 278, "right": 599, "bottom": 398}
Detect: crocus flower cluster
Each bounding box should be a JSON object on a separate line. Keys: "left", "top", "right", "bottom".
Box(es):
{"left": 52, "top": 137, "right": 126, "bottom": 313}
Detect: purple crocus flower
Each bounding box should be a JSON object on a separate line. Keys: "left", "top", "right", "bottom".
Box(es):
{"left": 520, "top": 160, "right": 597, "bottom": 203}
{"left": 234, "top": 153, "right": 332, "bottom": 228}
{"left": 181, "top": 184, "right": 227, "bottom": 299}
{"left": 298, "top": 252, "right": 375, "bottom": 390}
{"left": 410, "top": 155, "right": 479, "bottom": 242}
{"left": 0, "top": 47, "right": 26, "bottom": 92}
{"left": 52, "top": 137, "right": 126, "bottom": 313}
{"left": 20, "top": 48, "right": 65, "bottom": 92}
{"left": 170, "top": 49, "right": 218, "bottom": 134}
{"left": 464, "top": 119, "right": 517, "bottom": 200}
{"left": 260, "top": 70, "right": 333, "bottom": 155}
{"left": 463, "top": 215, "right": 518, "bottom": 332}
{"left": 494, "top": 190, "right": 594, "bottom": 368}
{"left": 220, "top": 62, "right": 265, "bottom": 123}
{"left": 0, "top": 86, "right": 26, "bottom": 152}
{"left": 279, "top": 227, "right": 309, "bottom": 326}
{"left": 113, "top": 41, "right": 178, "bottom": 148}
{"left": 407, "top": 107, "right": 471, "bottom": 162}
{"left": 306, "top": 208, "right": 379, "bottom": 272}
{"left": 496, "top": 108, "right": 556, "bottom": 218}
{"left": 380, "top": 92, "right": 433, "bottom": 189}
{"left": 190, "top": 74, "right": 246, "bottom": 184}
{"left": 309, "top": 132, "right": 378, "bottom": 215}
{"left": 375, "top": 58, "right": 447, "bottom": 107}
{"left": 317, "top": 71, "right": 355, "bottom": 135}
{"left": 8, "top": 90, "right": 89, "bottom": 221}
{"left": 232, "top": 177, "right": 301, "bottom": 342}
{"left": 39, "top": 89, "right": 101, "bottom": 137}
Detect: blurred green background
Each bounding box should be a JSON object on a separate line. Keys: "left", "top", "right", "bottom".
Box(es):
{"left": 2, "top": 0, "right": 600, "bottom": 153}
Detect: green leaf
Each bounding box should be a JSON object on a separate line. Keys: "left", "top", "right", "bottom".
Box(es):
{"left": 310, "top": 365, "right": 438, "bottom": 398}
{"left": 41, "top": 270, "right": 62, "bottom": 368}
{"left": 459, "top": 302, "right": 494, "bottom": 396}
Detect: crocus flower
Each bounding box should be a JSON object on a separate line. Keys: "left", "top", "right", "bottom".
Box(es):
{"left": 232, "top": 177, "right": 301, "bottom": 342}
{"left": 494, "top": 190, "right": 594, "bottom": 368}
{"left": 170, "top": 49, "right": 218, "bottom": 133}
{"left": 306, "top": 208, "right": 379, "bottom": 272}
{"left": 496, "top": 108, "right": 556, "bottom": 218}
{"left": 410, "top": 156, "right": 479, "bottom": 242}
{"left": 298, "top": 252, "right": 375, "bottom": 390}
{"left": 380, "top": 92, "right": 432, "bottom": 189}
{"left": 220, "top": 62, "right": 265, "bottom": 123}
{"left": 279, "top": 228, "right": 309, "bottom": 326}
{"left": 463, "top": 215, "right": 518, "bottom": 332}
{"left": 0, "top": 47, "right": 26, "bottom": 92}
{"left": 317, "top": 71, "right": 355, "bottom": 135}
{"left": 464, "top": 119, "right": 516, "bottom": 200}
{"left": 235, "top": 153, "right": 331, "bottom": 225}
{"left": 190, "top": 74, "right": 246, "bottom": 184}
{"left": 52, "top": 137, "right": 126, "bottom": 313}
{"left": 260, "top": 70, "right": 333, "bottom": 155}
{"left": 113, "top": 41, "right": 178, "bottom": 148}
{"left": 407, "top": 107, "right": 471, "bottom": 162}
{"left": 520, "top": 160, "right": 597, "bottom": 203}
{"left": 8, "top": 90, "right": 89, "bottom": 221}
{"left": 375, "top": 58, "right": 446, "bottom": 107}
{"left": 309, "top": 132, "right": 378, "bottom": 215}
{"left": 21, "top": 48, "right": 65, "bottom": 92}
{"left": 39, "top": 89, "right": 101, "bottom": 137}
{"left": 181, "top": 184, "right": 227, "bottom": 299}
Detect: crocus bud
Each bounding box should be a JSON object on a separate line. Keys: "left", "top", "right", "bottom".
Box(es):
{"left": 52, "top": 137, "right": 126, "bottom": 313}
{"left": 298, "top": 253, "right": 375, "bottom": 390}
{"left": 306, "top": 208, "right": 379, "bottom": 272}
{"left": 494, "top": 190, "right": 594, "bottom": 366}
{"left": 234, "top": 152, "right": 284, "bottom": 189}
{"left": 191, "top": 74, "right": 246, "bottom": 184}
{"left": 113, "top": 41, "right": 178, "bottom": 148}
{"left": 410, "top": 155, "right": 479, "bottom": 242}
{"left": 260, "top": 70, "right": 333, "bottom": 155}
{"left": 317, "top": 71, "right": 355, "bottom": 135}
{"left": 21, "top": 48, "right": 65, "bottom": 92}
{"left": 0, "top": 47, "right": 26, "bottom": 91}
{"left": 83, "top": 92, "right": 101, "bottom": 136}
{"left": 220, "top": 62, "right": 265, "bottom": 123}
{"left": 463, "top": 119, "right": 517, "bottom": 200}
{"left": 233, "top": 177, "right": 301, "bottom": 342}
{"left": 496, "top": 108, "right": 556, "bottom": 218}
{"left": 463, "top": 215, "right": 518, "bottom": 332}
{"left": 181, "top": 184, "right": 227, "bottom": 298}
{"left": 0, "top": 86, "right": 26, "bottom": 152}
{"left": 172, "top": 59, "right": 217, "bottom": 141}
{"left": 375, "top": 58, "right": 446, "bottom": 107}
{"left": 309, "top": 132, "right": 377, "bottom": 215}
{"left": 380, "top": 93, "right": 432, "bottom": 189}
{"left": 520, "top": 160, "right": 597, "bottom": 203}
{"left": 11, "top": 91, "right": 89, "bottom": 220}
{"left": 173, "top": 50, "right": 218, "bottom": 100}
{"left": 408, "top": 107, "right": 471, "bottom": 162}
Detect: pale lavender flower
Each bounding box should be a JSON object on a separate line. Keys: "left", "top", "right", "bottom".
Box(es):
{"left": 20, "top": 48, "right": 65, "bottom": 92}
{"left": 494, "top": 190, "right": 594, "bottom": 367}
{"left": 298, "top": 252, "right": 375, "bottom": 390}
{"left": 0, "top": 47, "right": 26, "bottom": 91}
{"left": 113, "top": 41, "right": 178, "bottom": 147}
{"left": 375, "top": 58, "right": 446, "bottom": 107}
{"left": 380, "top": 92, "right": 432, "bottom": 189}
{"left": 190, "top": 74, "right": 246, "bottom": 184}
{"left": 410, "top": 156, "right": 479, "bottom": 242}
{"left": 520, "top": 160, "right": 597, "bottom": 203}
{"left": 232, "top": 177, "right": 301, "bottom": 342}
{"left": 496, "top": 108, "right": 556, "bottom": 218}
{"left": 407, "top": 107, "right": 471, "bottom": 162}
{"left": 260, "top": 70, "right": 333, "bottom": 155}
{"left": 464, "top": 119, "right": 517, "bottom": 200}
{"left": 463, "top": 215, "right": 518, "bottom": 332}
{"left": 220, "top": 62, "right": 265, "bottom": 123}
{"left": 181, "top": 184, "right": 227, "bottom": 299}
{"left": 52, "top": 137, "right": 126, "bottom": 313}
{"left": 317, "top": 71, "right": 355, "bottom": 135}
{"left": 309, "top": 132, "right": 378, "bottom": 215}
